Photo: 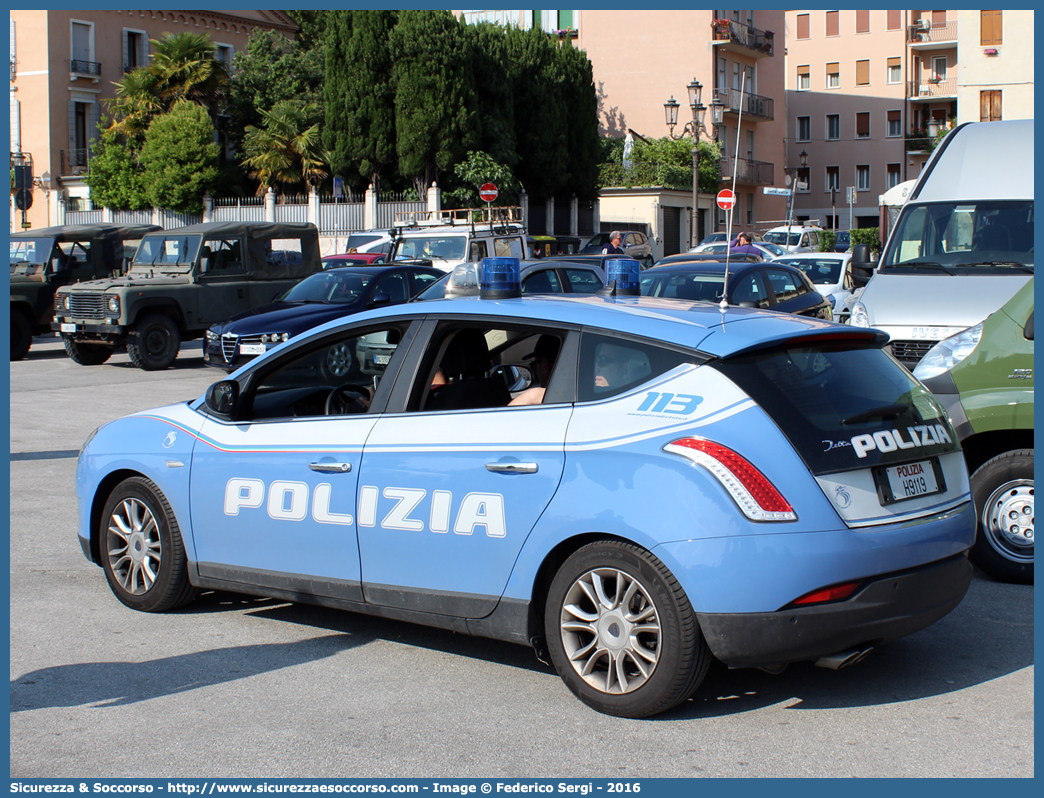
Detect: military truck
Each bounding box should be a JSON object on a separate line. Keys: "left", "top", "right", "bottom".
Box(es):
{"left": 52, "top": 222, "right": 321, "bottom": 370}
{"left": 10, "top": 223, "right": 160, "bottom": 360}
{"left": 914, "top": 278, "right": 1034, "bottom": 584}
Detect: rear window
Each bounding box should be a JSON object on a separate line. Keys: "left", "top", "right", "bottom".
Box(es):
{"left": 711, "top": 341, "right": 957, "bottom": 474}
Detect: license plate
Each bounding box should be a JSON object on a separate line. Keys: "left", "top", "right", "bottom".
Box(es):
{"left": 60, "top": 323, "right": 77, "bottom": 333}
{"left": 240, "top": 343, "right": 266, "bottom": 355}
{"left": 880, "top": 459, "right": 941, "bottom": 504}
{"left": 374, "top": 354, "right": 391, "bottom": 365}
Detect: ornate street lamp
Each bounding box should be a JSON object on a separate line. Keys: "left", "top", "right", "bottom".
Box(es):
{"left": 665, "top": 79, "right": 722, "bottom": 247}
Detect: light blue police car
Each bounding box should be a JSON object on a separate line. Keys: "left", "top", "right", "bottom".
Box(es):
{"left": 77, "top": 259, "right": 976, "bottom": 718}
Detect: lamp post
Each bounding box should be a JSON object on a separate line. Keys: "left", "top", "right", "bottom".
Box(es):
{"left": 783, "top": 149, "right": 808, "bottom": 246}
{"left": 665, "top": 79, "right": 724, "bottom": 248}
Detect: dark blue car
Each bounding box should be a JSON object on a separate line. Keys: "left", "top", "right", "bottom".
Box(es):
{"left": 204, "top": 264, "right": 442, "bottom": 371}
{"left": 640, "top": 259, "right": 833, "bottom": 320}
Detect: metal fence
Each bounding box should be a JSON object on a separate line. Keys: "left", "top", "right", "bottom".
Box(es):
{"left": 64, "top": 209, "right": 104, "bottom": 226}
{"left": 112, "top": 209, "right": 154, "bottom": 226}
{"left": 377, "top": 201, "right": 426, "bottom": 228}
{"left": 319, "top": 201, "right": 365, "bottom": 234}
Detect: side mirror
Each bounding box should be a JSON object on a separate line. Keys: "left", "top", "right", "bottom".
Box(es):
{"left": 850, "top": 244, "right": 873, "bottom": 288}
{"left": 369, "top": 292, "right": 392, "bottom": 307}
{"left": 205, "top": 380, "right": 240, "bottom": 418}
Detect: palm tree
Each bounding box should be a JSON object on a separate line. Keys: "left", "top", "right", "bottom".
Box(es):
{"left": 240, "top": 101, "right": 328, "bottom": 195}
{"left": 106, "top": 32, "right": 228, "bottom": 137}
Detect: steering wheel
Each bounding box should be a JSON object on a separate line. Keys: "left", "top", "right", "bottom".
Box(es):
{"left": 325, "top": 384, "right": 372, "bottom": 416}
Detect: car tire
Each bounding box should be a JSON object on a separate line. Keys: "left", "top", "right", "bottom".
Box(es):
{"left": 969, "top": 450, "right": 1034, "bottom": 584}
{"left": 99, "top": 476, "right": 199, "bottom": 612}
{"left": 11, "top": 311, "right": 32, "bottom": 361}
{"left": 544, "top": 540, "right": 711, "bottom": 718}
{"left": 128, "top": 314, "right": 180, "bottom": 371}
{"left": 62, "top": 335, "right": 113, "bottom": 366}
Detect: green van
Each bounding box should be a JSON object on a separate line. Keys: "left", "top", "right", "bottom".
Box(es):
{"left": 914, "top": 278, "right": 1034, "bottom": 584}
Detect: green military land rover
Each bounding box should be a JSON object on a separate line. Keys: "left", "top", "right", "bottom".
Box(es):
{"left": 52, "top": 221, "right": 322, "bottom": 370}
{"left": 10, "top": 223, "right": 160, "bottom": 360}
{"left": 915, "top": 278, "right": 1034, "bottom": 584}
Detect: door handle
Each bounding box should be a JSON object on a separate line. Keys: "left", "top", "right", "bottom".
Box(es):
{"left": 309, "top": 462, "right": 352, "bottom": 473}
{"left": 485, "top": 462, "right": 538, "bottom": 474}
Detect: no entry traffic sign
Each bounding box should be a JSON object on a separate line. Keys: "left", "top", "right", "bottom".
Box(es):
{"left": 716, "top": 189, "right": 736, "bottom": 210}
{"left": 479, "top": 183, "right": 499, "bottom": 202}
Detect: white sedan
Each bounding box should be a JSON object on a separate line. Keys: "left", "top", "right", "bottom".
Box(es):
{"left": 772, "top": 252, "right": 854, "bottom": 320}
{"left": 688, "top": 241, "right": 788, "bottom": 260}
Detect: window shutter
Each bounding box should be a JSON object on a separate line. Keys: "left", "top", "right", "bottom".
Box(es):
{"left": 68, "top": 101, "right": 78, "bottom": 154}
{"left": 856, "top": 59, "right": 870, "bottom": 85}
{"left": 981, "top": 10, "right": 1002, "bottom": 46}
{"left": 122, "top": 30, "right": 129, "bottom": 71}
{"left": 88, "top": 102, "right": 100, "bottom": 146}
{"left": 825, "top": 11, "right": 838, "bottom": 36}
{"left": 797, "top": 14, "right": 809, "bottom": 39}
{"left": 888, "top": 110, "right": 901, "bottom": 127}
{"left": 931, "top": 10, "right": 946, "bottom": 28}
{"left": 856, "top": 10, "right": 869, "bottom": 33}
{"left": 856, "top": 112, "right": 870, "bottom": 137}
{"left": 991, "top": 90, "right": 1002, "bottom": 121}
{"left": 887, "top": 10, "right": 901, "bottom": 30}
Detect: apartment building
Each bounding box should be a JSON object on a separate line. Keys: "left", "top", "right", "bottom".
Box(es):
{"left": 10, "top": 9, "right": 297, "bottom": 230}
{"left": 785, "top": 9, "right": 1034, "bottom": 231}
{"left": 460, "top": 9, "right": 789, "bottom": 249}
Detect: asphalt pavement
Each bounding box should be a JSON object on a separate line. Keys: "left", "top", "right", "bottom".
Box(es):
{"left": 8, "top": 335, "right": 1034, "bottom": 778}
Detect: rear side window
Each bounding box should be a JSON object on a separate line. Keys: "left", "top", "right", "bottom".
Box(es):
{"left": 522, "top": 269, "right": 561, "bottom": 294}
{"left": 579, "top": 332, "right": 700, "bottom": 402}
{"left": 564, "top": 268, "right": 603, "bottom": 293}
{"left": 711, "top": 342, "right": 956, "bottom": 474}
{"left": 764, "top": 268, "right": 809, "bottom": 302}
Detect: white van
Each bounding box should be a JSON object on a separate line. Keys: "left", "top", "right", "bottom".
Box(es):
{"left": 850, "top": 120, "right": 1033, "bottom": 370}
{"left": 762, "top": 224, "right": 824, "bottom": 253}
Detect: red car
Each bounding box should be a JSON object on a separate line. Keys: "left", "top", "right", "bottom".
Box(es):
{"left": 322, "top": 252, "right": 387, "bottom": 269}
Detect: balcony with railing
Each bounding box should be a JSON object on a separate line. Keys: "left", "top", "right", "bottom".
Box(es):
{"left": 909, "top": 76, "right": 958, "bottom": 99}
{"left": 719, "top": 157, "right": 774, "bottom": 186}
{"left": 70, "top": 59, "right": 101, "bottom": 81}
{"left": 713, "top": 88, "right": 774, "bottom": 121}
{"left": 710, "top": 19, "right": 774, "bottom": 58}
{"left": 907, "top": 19, "right": 957, "bottom": 46}
{"left": 61, "top": 148, "right": 91, "bottom": 177}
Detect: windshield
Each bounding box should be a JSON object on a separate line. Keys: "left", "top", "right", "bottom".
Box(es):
{"left": 393, "top": 236, "right": 466, "bottom": 261}
{"left": 882, "top": 200, "right": 1034, "bottom": 270}
{"left": 283, "top": 270, "right": 372, "bottom": 304}
{"left": 132, "top": 235, "right": 202, "bottom": 270}
{"left": 10, "top": 238, "right": 54, "bottom": 266}
{"left": 781, "top": 257, "right": 842, "bottom": 285}
{"left": 763, "top": 231, "right": 801, "bottom": 246}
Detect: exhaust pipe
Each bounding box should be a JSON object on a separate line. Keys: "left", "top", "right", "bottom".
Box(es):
{"left": 815, "top": 646, "right": 874, "bottom": 670}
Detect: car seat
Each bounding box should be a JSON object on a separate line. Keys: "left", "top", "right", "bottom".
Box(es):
{"left": 426, "top": 329, "right": 511, "bottom": 411}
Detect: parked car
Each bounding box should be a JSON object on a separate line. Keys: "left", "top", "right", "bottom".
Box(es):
{"left": 204, "top": 264, "right": 441, "bottom": 371}
{"left": 322, "top": 252, "right": 387, "bottom": 269}
{"left": 76, "top": 262, "right": 974, "bottom": 718}
{"left": 914, "top": 278, "right": 1034, "bottom": 584}
{"left": 773, "top": 253, "right": 854, "bottom": 320}
{"left": 851, "top": 120, "right": 1033, "bottom": 371}
{"left": 52, "top": 222, "right": 322, "bottom": 370}
{"left": 834, "top": 230, "right": 851, "bottom": 252}
{"left": 343, "top": 229, "right": 393, "bottom": 255}
{"left": 414, "top": 258, "right": 606, "bottom": 300}
{"left": 10, "top": 223, "right": 160, "bottom": 360}
{"left": 580, "top": 231, "right": 654, "bottom": 267}
{"left": 696, "top": 231, "right": 763, "bottom": 247}
{"left": 390, "top": 207, "right": 526, "bottom": 272}
{"left": 689, "top": 241, "right": 785, "bottom": 260}
{"left": 763, "top": 224, "right": 825, "bottom": 253}
{"left": 641, "top": 260, "right": 834, "bottom": 320}
{"left": 652, "top": 252, "right": 762, "bottom": 267}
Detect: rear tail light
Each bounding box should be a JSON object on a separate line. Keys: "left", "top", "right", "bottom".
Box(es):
{"left": 664, "top": 437, "right": 796, "bottom": 521}
{"left": 791, "top": 581, "right": 860, "bottom": 606}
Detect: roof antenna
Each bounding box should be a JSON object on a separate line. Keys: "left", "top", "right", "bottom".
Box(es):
{"left": 721, "top": 70, "right": 746, "bottom": 316}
